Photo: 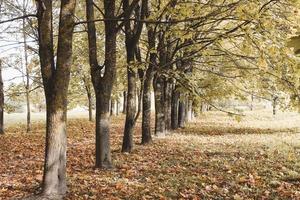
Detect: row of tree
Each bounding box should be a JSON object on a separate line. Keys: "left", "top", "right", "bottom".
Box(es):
{"left": 0, "top": 0, "right": 299, "bottom": 198}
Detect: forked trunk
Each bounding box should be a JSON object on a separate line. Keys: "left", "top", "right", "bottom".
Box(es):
{"left": 86, "top": 0, "right": 117, "bottom": 168}
{"left": 122, "top": 0, "right": 146, "bottom": 152}
{"left": 37, "top": 0, "right": 76, "bottom": 197}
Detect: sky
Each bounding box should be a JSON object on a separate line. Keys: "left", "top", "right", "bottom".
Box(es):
{"left": 0, "top": 0, "right": 36, "bottom": 85}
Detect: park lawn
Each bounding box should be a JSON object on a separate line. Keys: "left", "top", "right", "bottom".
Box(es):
{"left": 0, "top": 111, "right": 300, "bottom": 199}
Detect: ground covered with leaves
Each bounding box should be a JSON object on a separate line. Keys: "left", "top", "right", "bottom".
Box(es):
{"left": 1, "top": 111, "right": 300, "bottom": 199}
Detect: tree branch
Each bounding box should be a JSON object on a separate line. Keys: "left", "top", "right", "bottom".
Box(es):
{"left": 0, "top": 14, "right": 37, "bottom": 24}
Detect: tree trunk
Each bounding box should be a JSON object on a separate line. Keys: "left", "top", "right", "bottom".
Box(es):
{"left": 0, "top": 60, "right": 4, "bottom": 135}
{"left": 87, "top": 90, "right": 93, "bottom": 122}
{"left": 141, "top": 17, "right": 155, "bottom": 144}
{"left": 164, "top": 80, "right": 172, "bottom": 131}
{"left": 37, "top": 0, "right": 76, "bottom": 197}
{"left": 122, "top": 48, "right": 136, "bottom": 152}
{"left": 122, "top": 0, "right": 147, "bottom": 152}
{"left": 141, "top": 76, "right": 152, "bottom": 144}
{"left": 95, "top": 93, "right": 112, "bottom": 168}
{"left": 116, "top": 99, "right": 119, "bottom": 115}
{"left": 22, "top": 13, "right": 31, "bottom": 133}
{"left": 272, "top": 96, "right": 278, "bottom": 116}
{"left": 171, "top": 86, "right": 179, "bottom": 130}
{"left": 154, "top": 76, "right": 166, "bottom": 137}
{"left": 184, "top": 97, "right": 189, "bottom": 123}
{"left": 178, "top": 98, "right": 186, "bottom": 128}
{"left": 187, "top": 99, "right": 193, "bottom": 122}
{"left": 123, "top": 91, "right": 127, "bottom": 114}
{"left": 43, "top": 98, "right": 68, "bottom": 196}
{"left": 110, "top": 99, "right": 115, "bottom": 116}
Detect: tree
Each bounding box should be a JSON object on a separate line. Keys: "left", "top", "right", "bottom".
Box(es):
{"left": 36, "top": 0, "right": 76, "bottom": 197}
{"left": 122, "top": 0, "right": 147, "bottom": 153}
{"left": 22, "top": 0, "right": 31, "bottom": 132}
{"left": 141, "top": 3, "right": 156, "bottom": 144}
{"left": 0, "top": 60, "right": 4, "bottom": 135}
{"left": 86, "top": 0, "right": 118, "bottom": 168}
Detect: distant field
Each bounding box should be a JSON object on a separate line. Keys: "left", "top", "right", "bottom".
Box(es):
{"left": 4, "top": 110, "right": 91, "bottom": 126}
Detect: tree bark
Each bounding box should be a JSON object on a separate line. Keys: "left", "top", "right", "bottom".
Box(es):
{"left": 110, "top": 99, "right": 116, "bottom": 116}
{"left": 171, "top": 85, "right": 179, "bottom": 130}
{"left": 37, "top": 0, "right": 76, "bottom": 197}
{"left": 86, "top": 0, "right": 117, "bottom": 168}
{"left": 0, "top": 60, "right": 4, "bottom": 135}
{"left": 187, "top": 99, "right": 193, "bottom": 122}
{"left": 153, "top": 76, "right": 166, "bottom": 137}
{"left": 116, "top": 99, "right": 120, "bottom": 115}
{"left": 164, "top": 80, "right": 172, "bottom": 131}
{"left": 122, "top": 46, "right": 136, "bottom": 152}
{"left": 141, "top": 23, "right": 155, "bottom": 144}
{"left": 123, "top": 91, "right": 127, "bottom": 114}
{"left": 87, "top": 90, "right": 93, "bottom": 122}
{"left": 122, "top": 0, "right": 146, "bottom": 153}
{"left": 83, "top": 74, "right": 93, "bottom": 122}
{"left": 178, "top": 97, "right": 186, "bottom": 128}
{"left": 95, "top": 93, "right": 112, "bottom": 168}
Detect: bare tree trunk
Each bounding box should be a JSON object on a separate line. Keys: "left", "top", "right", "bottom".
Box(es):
{"left": 22, "top": 8, "right": 31, "bottom": 133}
{"left": 37, "top": 0, "right": 76, "bottom": 197}
{"left": 0, "top": 60, "right": 4, "bottom": 135}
